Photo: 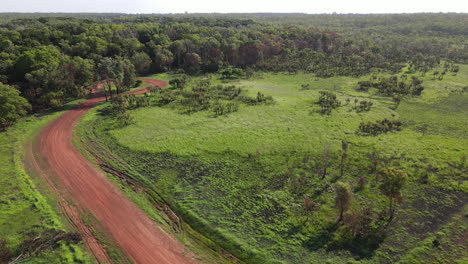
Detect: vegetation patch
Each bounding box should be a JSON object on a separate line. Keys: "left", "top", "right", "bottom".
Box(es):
{"left": 0, "top": 101, "right": 91, "bottom": 263}
{"left": 79, "top": 68, "right": 467, "bottom": 263}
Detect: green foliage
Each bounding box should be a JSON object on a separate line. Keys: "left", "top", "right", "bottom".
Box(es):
{"left": 0, "top": 13, "right": 464, "bottom": 262}
{"left": 335, "top": 181, "right": 352, "bottom": 222}
{"left": 132, "top": 51, "right": 152, "bottom": 75}
{"left": 109, "top": 94, "right": 142, "bottom": 126}
{"left": 0, "top": 100, "right": 90, "bottom": 263}
{"left": 145, "top": 77, "right": 258, "bottom": 117}
{"left": 0, "top": 82, "right": 31, "bottom": 129}
{"left": 355, "top": 100, "right": 373, "bottom": 112}
{"left": 1, "top": 14, "right": 466, "bottom": 112}
{"left": 318, "top": 91, "right": 341, "bottom": 114}
{"left": 13, "top": 46, "right": 61, "bottom": 79}
{"left": 378, "top": 168, "right": 408, "bottom": 223}
{"left": 358, "top": 75, "right": 425, "bottom": 97}
{"left": 169, "top": 75, "right": 188, "bottom": 89}
{"left": 78, "top": 69, "right": 468, "bottom": 264}
{"left": 379, "top": 168, "right": 408, "bottom": 198}
{"left": 98, "top": 56, "right": 136, "bottom": 98}
{"left": 220, "top": 67, "right": 244, "bottom": 79}
{"left": 359, "top": 119, "right": 402, "bottom": 135}
{"left": 12, "top": 229, "right": 81, "bottom": 262}
{"left": 0, "top": 11, "right": 465, "bottom": 263}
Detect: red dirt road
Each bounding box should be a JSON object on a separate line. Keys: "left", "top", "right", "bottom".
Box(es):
{"left": 31, "top": 79, "right": 196, "bottom": 264}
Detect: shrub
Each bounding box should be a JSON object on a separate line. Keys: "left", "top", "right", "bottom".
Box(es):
{"left": 220, "top": 67, "right": 244, "bottom": 79}
{"left": 358, "top": 119, "right": 402, "bottom": 135}
{"left": 318, "top": 91, "right": 341, "bottom": 114}
{"left": 134, "top": 79, "right": 143, "bottom": 87}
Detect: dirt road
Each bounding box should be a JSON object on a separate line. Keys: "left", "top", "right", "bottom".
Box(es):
{"left": 31, "top": 79, "right": 196, "bottom": 264}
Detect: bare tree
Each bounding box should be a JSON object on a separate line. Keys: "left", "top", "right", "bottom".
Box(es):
{"left": 303, "top": 195, "right": 317, "bottom": 222}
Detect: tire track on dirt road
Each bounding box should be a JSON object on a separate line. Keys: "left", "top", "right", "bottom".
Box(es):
{"left": 30, "top": 79, "right": 196, "bottom": 264}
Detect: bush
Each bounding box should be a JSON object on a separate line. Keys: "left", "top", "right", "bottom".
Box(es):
{"left": 169, "top": 75, "right": 188, "bottom": 89}
{"left": 358, "top": 118, "right": 402, "bottom": 135}
{"left": 318, "top": 91, "right": 341, "bottom": 114}
{"left": 356, "top": 100, "right": 373, "bottom": 112}
{"left": 220, "top": 67, "right": 244, "bottom": 79}
{"left": 356, "top": 75, "right": 424, "bottom": 97}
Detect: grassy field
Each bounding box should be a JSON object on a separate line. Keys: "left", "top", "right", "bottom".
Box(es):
{"left": 79, "top": 65, "right": 468, "bottom": 263}
{"left": 0, "top": 100, "right": 93, "bottom": 263}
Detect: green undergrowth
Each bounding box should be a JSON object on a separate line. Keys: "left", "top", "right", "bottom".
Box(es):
{"left": 79, "top": 66, "right": 467, "bottom": 263}
{"left": 0, "top": 100, "right": 94, "bottom": 263}
{"left": 76, "top": 92, "right": 235, "bottom": 264}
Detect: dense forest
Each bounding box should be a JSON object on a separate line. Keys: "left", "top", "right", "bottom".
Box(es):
{"left": 0, "top": 13, "right": 467, "bottom": 128}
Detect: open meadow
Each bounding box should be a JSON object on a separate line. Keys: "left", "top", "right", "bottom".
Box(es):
{"left": 78, "top": 64, "right": 468, "bottom": 263}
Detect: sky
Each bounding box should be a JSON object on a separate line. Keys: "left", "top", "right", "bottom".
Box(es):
{"left": 1, "top": 0, "right": 467, "bottom": 14}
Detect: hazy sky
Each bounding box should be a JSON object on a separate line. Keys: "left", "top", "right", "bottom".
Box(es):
{"left": 1, "top": 0, "right": 467, "bottom": 14}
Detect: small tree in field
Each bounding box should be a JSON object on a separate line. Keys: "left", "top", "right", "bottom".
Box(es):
{"left": 318, "top": 91, "right": 341, "bottom": 114}
{"left": 378, "top": 168, "right": 407, "bottom": 225}
{"left": 335, "top": 181, "right": 353, "bottom": 223}
{"left": 303, "top": 195, "right": 317, "bottom": 222}
{"left": 169, "top": 75, "right": 188, "bottom": 90}
{"left": 340, "top": 141, "right": 349, "bottom": 178}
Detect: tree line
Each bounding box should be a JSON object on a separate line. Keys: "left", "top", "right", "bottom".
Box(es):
{"left": 0, "top": 14, "right": 466, "bottom": 128}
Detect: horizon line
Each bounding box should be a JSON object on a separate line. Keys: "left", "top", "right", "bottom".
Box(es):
{"left": 1, "top": 11, "right": 467, "bottom": 15}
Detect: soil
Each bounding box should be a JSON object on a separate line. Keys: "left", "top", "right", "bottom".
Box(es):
{"left": 30, "top": 79, "right": 196, "bottom": 264}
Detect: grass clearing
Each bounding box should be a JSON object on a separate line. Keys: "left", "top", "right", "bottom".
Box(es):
{"left": 80, "top": 66, "right": 468, "bottom": 263}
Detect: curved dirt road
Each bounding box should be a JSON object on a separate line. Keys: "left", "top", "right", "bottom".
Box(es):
{"left": 31, "top": 79, "right": 196, "bottom": 264}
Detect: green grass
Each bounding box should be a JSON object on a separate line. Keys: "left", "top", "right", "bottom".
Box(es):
{"left": 77, "top": 102, "right": 236, "bottom": 264}
{"left": 0, "top": 100, "right": 94, "bottom": 263}
{"left": 79, "top": 66, "right": 468, "bottom": 263}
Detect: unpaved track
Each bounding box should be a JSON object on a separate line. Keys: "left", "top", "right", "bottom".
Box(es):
{"left": 31, "top": 79, "right": 196, "bottom": 264}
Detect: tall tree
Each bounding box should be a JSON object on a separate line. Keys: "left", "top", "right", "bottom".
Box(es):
{"left": 379, "top": 168, "right": 407, "bottom": 225}
{"left": 153, "top": 45, "right": 174, "bottom": 72}
{"left": 0, "top": 82, "right": 31, "bottom": 129}
{"left": 132, "top": 52, "right": 152, "bottom": 75}
{"left": 335, "top": 181, "right": 353, "bottom": 223}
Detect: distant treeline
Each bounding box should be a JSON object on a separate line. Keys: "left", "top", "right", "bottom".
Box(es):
{"left": 0, "top": 14, "right": 467, "bottom": 127}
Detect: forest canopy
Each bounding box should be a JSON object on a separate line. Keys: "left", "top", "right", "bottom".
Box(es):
{"left": 0, "top": 13, "right": 467, "bottom": 126}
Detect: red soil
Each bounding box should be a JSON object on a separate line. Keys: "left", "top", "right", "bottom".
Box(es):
{"left": 30, "top": 79, "right": 196, "bottom": 264}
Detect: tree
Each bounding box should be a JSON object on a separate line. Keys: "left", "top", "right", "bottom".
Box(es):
{"left": 13, "top": 46, "right": 61, "bottom": 81}
{"left": 318, "top": 91, "right": 341, "bottom": 114}
{"left": 153, "top": 45, "right": 174, "bottom": 72}
{"left": 111, "top": 94, "right": 133, "bottom": 126}
{"left": 0, "top": 83, "right": 31, "bottom": 129}
{"left": 97, "top": 57, "right": 116, "bottom": 101}
{"left": 49, "top": 56, "right": 94, "bottom": 98}
{"left": 303, "top": 195, "right": 317, "bottom": 222}
{"left": 118, "top": 58, "right": 136, "bottom": 93}
{"left": 132, "top": 52, "right": 152, "bottom": 75}
{"left": 220, "top": 67, "right": 244, "bottom": 79}
{"left": 13, "top": 46, "right": 62, "bottom": 106}
{"left": 340, "top": 141, "right": 349, "bottom": 178}
{"left": 378, "top": 168, "right": 407, "bottom": 225}
{"left": 97, "top": 57, "right": 136, "bottom": 100}
{"left": 318, "top": 143, "right": 332, "bottom": 179}
{"left": 184, "top": 52, "right": 202, "bottom": 72}
{"left": 169, "top": 75, "right": 188, "bottom": 90}
{"left": 335, "top": 181, "right": 353, "bottom": 223}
